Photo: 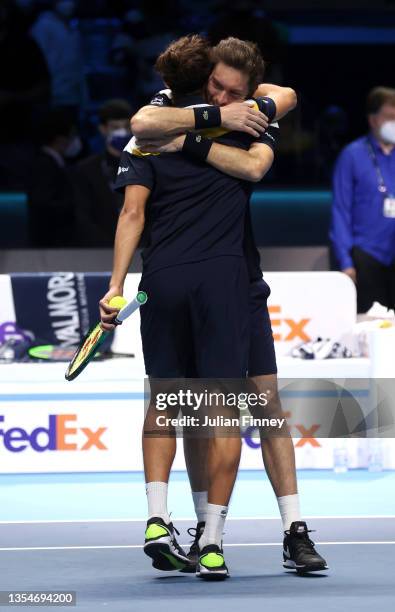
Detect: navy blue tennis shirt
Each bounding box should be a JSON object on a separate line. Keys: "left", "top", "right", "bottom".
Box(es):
{"left": 330, "top": 134, "right": 395, "bottom": 270}
{"left": 115, "top": 96, "right": 272, "bottom": 280}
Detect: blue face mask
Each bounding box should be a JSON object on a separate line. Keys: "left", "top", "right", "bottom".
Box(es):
{"left": 107, "top": 128, "right": 130, "bottom": 153}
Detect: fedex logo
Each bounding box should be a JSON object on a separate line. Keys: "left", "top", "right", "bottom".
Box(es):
{"left": 268, "top": 305, "right": 311, "bottom": 342}
{"left": 243, "top": 407, "right": 321, "bottom": 450}
{"left": 0, "top": 415, "right": 107, "bottom": 453}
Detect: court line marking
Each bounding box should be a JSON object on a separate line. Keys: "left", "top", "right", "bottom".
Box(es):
{"left": 0, "top": 515, "right": 394, "bottom": 525}
{"left": 0, "top": 542, "right": 394, "bottom": 552}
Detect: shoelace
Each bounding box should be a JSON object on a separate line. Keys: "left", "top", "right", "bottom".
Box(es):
{"left": 169, "top": 522, "right": 180, "bottom": 536}
{"left": 167, "top": 522, "right": 187, "bottom": 555}
{"left": 285, "top": 528, "right": 317, "bottom": 555}
{"left": 187, "top": 527, "right": 198, "bottom": 539}
{"left": 187, "top": 526, "right": 204, "bottom": 552}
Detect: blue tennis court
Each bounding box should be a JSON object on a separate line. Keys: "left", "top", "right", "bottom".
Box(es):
{"left": 1, "top": 470, "right": 394, "bottom": 611}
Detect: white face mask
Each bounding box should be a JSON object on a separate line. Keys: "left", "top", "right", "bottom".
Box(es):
{"left": 64, "top": 135, "right": 82, "bottom": 158}
{"left": 379, "top": 121, "right": 395, "bottom": 145}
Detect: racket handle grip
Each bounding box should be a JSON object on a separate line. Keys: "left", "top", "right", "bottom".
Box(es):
{"left": 114, "top": 291, "right": 148, "bottom": 324}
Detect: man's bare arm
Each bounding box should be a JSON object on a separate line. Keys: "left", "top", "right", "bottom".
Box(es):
{"left": 206, "top": 141, "right": 274, "bottom": 182}
{"left": 99, "top": 184, "right": 150, "bottom": 330}
{"left": 131, "top": 106, "right": 195, "bottom": 138}
{"left": 131, "top": 103, "right": 268, "bottom": 139}
{"left": 254, "top": 83, "right": 297, "bottom": 120}
{"left": 139, "top": 136, "right": 274, "bottom": 183}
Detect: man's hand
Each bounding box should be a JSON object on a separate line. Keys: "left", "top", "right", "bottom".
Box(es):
{"left": 137, "top": 135, "right": 185, "bottom": 154}
{"left": 342, "top": 267, "right": 357, "bottom": 284}
{"left": 220, "top": 102, "right": 268, "bottom": 137}
{"left": 99, "top": 287, "right": 124, "bottom": 331}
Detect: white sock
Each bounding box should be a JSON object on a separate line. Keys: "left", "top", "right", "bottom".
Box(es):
{"left": 198, "top": 503, "right": 228, "bottom": 549}
{"left": 146, "top": 481, "right": 170, "bottom": 524}
{"left": 277, "top": 494, "right": 301, "bottom": 531}
{"left": 192, "top": 491, "right": 208, "bottom": 524}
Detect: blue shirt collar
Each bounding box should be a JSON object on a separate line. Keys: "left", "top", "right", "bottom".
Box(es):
{"left": 368, "top": 132, "right": 395, "bottom": 156}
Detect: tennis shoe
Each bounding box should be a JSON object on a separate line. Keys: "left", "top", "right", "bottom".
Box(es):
{"left": 283, "top": 521, "right": 328, "bottom": 573}
{"left": 197, "top": 543, "right": 229, "bottom": 580}
{"left": 143, "top": 516, "right": 192, "bottom": 571}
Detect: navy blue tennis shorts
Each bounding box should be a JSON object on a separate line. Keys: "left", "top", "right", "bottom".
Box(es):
{"left": 139, "top": 256, "right": 250, "bottom": 378}
{"left": 248, "top": 279, "right": 277, "bottom": 377}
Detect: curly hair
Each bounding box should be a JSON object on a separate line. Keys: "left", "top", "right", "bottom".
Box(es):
{"left": 155, "top": 35, "right": 213, "bottom": 99}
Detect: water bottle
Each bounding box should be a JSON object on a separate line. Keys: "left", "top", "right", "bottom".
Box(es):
{"left": 368, "top": 439, "right": 383, "bottom": 472}
{"left": 333, "top": 441, "right": 348, "bottom": 473}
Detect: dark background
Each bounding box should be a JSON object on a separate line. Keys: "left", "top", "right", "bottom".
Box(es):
{"left": 1, "top": 0, "right": 394, "bottom": 251}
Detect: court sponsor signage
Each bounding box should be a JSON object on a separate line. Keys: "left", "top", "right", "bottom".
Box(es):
{"left": 9, "top": 273, "right": 111, "bottom": 348}
{"left": 264, "top": 272, "right": 356, "bottom": 356}
{"left": 0, "top": 401, "right": 144, "bottom": 473}
{"left": 0, "top": 272, "right": 356, "bottom": 359}
{"left": 0, "top": 414, "right": 107, "bottom": 453}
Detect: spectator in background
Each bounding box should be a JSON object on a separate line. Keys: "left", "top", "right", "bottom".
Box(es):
{"left": 73, "top": 99, "right": 132, "bottom": 247}
{"left": 31, "top": 0, "right": 87, "bottom": 115}
{"left": 28, "top": 108, "right": 81, "bottom": 247}
{"left": 0, "top": 0, "right": 50, "bottom": 189}
{"left": 330, "top": 87, "right": 395, "bottom": 313}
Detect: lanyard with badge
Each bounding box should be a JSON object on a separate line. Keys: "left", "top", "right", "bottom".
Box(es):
{"left": 366, "top": 138, "right": 395, "bottom": 218}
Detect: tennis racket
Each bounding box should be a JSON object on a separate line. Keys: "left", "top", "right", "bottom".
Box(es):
{"left": 65, "top": 291, "right": 147, "bottom": 381}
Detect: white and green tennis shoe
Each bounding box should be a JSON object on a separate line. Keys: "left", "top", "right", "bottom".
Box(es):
{"left": 197, "top": 544, "right": 229, "bottom": 580}
{"left": 144, "top": 517, "right": 192, "bottom": 571}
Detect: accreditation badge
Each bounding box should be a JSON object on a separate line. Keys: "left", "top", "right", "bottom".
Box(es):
{"left": 383, "top": 196, "right": 395, "bottom": 218}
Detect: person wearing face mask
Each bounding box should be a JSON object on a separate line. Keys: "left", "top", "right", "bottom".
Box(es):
{"left": 31, "top": 0, "right": 87, "bottom": 114}
{"left": 27, "top": 108, "right": 80, "bottom": 247}
{"left": 330, "top": 87, "right": 395, "bottom": 313}
{"left": 73, "top": 99, "right": 132, "bottom": 247}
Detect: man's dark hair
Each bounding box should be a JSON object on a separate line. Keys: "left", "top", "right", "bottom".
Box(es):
{"left": 155, "top": 35, "right": 213, "bottom": 98}
{"left": 366, "top": 87, "right": 395, "bottom": 114}
{"left": 39, "top": 108, "right": 76, "bottom": 145}
{"left": 99, "top": 99, "right": 133, "bottom": 125}
{"left": 210, "top": 37, "right": 265, "bottom": 97}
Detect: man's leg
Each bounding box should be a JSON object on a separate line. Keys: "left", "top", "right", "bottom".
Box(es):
{"left": 184, "top": 374, "right": 299, "bottom": 528}
{"left": 352, "top": 247, "right": 389, "bottom": 313}
{"left": 191, "top": 257, "right": 249, "bottom": 579}
{"left": 247, "top": 280, "right": 327, "bottom": 572}
{"left": 142, "top": 398, "right": 193, "bottom": 571}
{"left": 139, "top": 270, "right": 194, "bottom": 571}
{"left": 183, "top": 436, "right": 209, "bottom": 521}
{"left": 250, "top": 373, "right": 300, "bottom": 528}
{"left": 143, "top": 398, "right": 178, "bottom": 523}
